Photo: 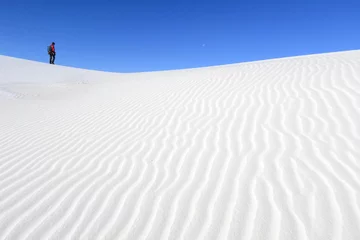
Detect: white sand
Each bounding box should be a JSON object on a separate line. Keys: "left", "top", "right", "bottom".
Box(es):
{"left": 0, "top": 51, "right": 360, "bottom": 240}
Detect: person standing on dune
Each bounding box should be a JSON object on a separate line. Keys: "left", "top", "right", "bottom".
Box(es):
{"left": 47, "top": 42, "right": 56, "bottom": 64}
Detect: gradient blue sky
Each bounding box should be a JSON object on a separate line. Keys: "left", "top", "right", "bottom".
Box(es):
{"left": 0, "top": 0, "right": 359, "bottom": 72}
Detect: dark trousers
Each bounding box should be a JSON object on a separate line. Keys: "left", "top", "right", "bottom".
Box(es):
{"left": 49, "top": 52, "right": 56, "bottom": 64}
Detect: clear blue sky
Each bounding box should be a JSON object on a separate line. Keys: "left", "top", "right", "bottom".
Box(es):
{"left": 0, "top": 0, "right": 359, "bottom": 72}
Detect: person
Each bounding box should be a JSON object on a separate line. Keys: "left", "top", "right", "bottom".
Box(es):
{"left": 48, "top": 42, "right": 56, "bottom": 64}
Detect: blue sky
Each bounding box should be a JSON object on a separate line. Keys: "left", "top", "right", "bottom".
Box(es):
{"left": 0, "top": 0, "right": 359, "bottom": 72}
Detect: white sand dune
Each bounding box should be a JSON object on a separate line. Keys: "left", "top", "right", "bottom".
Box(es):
{"left": 0, "top": 51, "right": 360, "bottom": 240}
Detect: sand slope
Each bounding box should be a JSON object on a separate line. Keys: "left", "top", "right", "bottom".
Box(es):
{"left": 0, "top": 51, "right": 360, "bottom": 240}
